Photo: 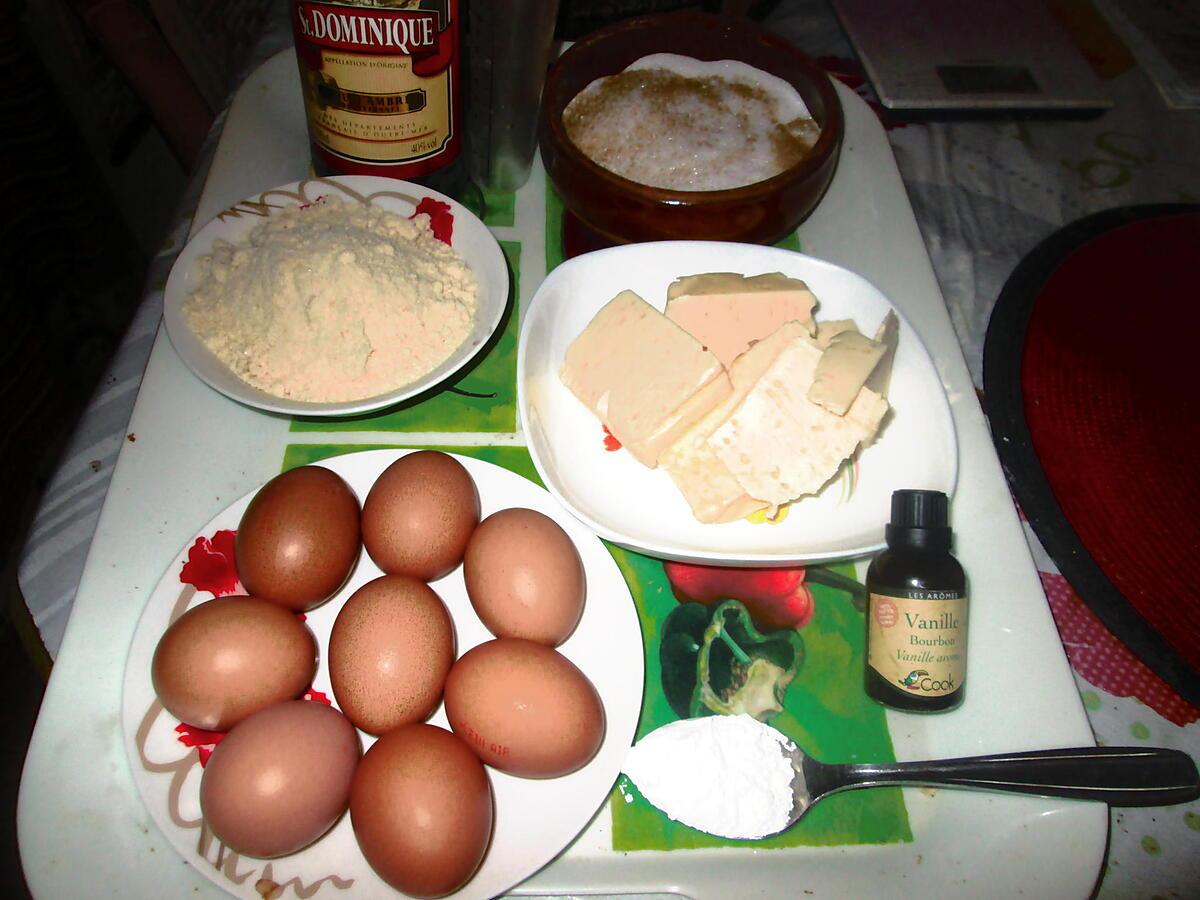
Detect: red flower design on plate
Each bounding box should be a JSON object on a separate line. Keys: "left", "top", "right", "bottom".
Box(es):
{"left": 174, "top": 723, "right": 226, "bottom": 767}
{"left": 411, "top": 197, "right": 454, "bottom": 244}
{"left": 174, "top": 688, "right": 335, "bottom": 766}
{"left": 602, "top": 425, "right": 622, "bottom": 452}
{"left": 179, "top": 529, "right": 240, "bottom": 596}
{"left": 1041, "top": 572, "right": 1198, "bottom": 727}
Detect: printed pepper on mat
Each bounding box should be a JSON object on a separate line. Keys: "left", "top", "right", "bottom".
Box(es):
{"left": 663, "top": 561, "right": 867, "bottom": 632}
{"left": 660, "top": 599, "right": 805, "bottom": 721}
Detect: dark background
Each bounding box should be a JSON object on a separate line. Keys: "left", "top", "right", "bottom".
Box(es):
{"left": 0, "top": 1, "right": 782, "bottom": 896}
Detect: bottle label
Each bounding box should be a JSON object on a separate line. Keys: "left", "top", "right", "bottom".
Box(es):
{"left": 291, "top": 0, "right": 460, "bottom": 178}
{"left": 867, "top": 589, "right": 967, "bottom": 697}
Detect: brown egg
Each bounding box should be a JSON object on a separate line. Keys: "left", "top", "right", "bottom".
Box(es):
{"left": 350, "top": 724, "right": 492, "bottom": 898}
{"left": 444, "top": 638, "right": 605, "bottom": 778}
{"left": 200, "top": 700, "right": 360, "bottom": 858}
{"left": 361, "top": 451, "right": 479, "bottom": 581}
{"left": 151, "top": 595, "right": 316, "bottom": 731}
{"left": 464, "top": 507, "right": 585, "bottom": 646}
{"left": 236, "top": 465, "right": 361, "bottom": 611}
{"left": 328, "top": 575, "right": 455, "bottom": 735}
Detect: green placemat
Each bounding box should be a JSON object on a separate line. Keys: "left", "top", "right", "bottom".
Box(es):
{"left": 281, "top": 442, "right": 541, "bottom": 485}
{"left": 611, "top": 550, "right": 910, "bottom": 850}
{"left": 279, "top": 173, "right": 908, "bottom": 854}
{"left": 480, "top": 187, "right": 516, "bottom": 228}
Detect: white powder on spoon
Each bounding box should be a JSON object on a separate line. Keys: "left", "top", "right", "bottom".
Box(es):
{"left": 621, "top": 713, "right": 797, "bottom": 840}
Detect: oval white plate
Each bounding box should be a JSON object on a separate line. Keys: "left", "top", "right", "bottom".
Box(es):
{"left": 164, "top": 176, "right": 510, "bottom": 417}
{"left": 121, "top": 449, "right": 644, "bottom": 900}
{"left": 518, "top": 242, "right": 958, "bottom": 565}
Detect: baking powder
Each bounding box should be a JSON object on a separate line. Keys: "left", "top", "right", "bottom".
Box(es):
{"left": 621, "top": 713, "right": 797, "bottom": 840}
{"left": 183, "top": 196, "right": 478, "bottom": 403}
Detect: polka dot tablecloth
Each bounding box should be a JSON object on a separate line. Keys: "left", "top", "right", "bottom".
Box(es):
{"left": 1041, "top": 572, "right": 1197, "bottom": 730}
{"left": 1026, "top": 521, "right": 1200, "bottom": 896}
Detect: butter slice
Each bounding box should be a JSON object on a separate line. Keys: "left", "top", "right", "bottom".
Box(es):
{"left": 665, "top": 272, "right": 817, "bottom": 368}
{"left": 813, "top": 319, "right": 858, "bottom": 349}
{"left": 660, "top": 322, "right": 812, "bottom": 522}
{"left": 659, "top": 435, "right": 767, "bottom": 523}
{"left": 808, "top": 329, "right": 887, "bottom": 416}
{"left": 561, "top": 290, "right": 731, "bottom": 468}
{"left": 707, "top": 335, "right": 890, "bottom": 506}
{"left": 865, "top": 311, "right": 900, "bottom": 398}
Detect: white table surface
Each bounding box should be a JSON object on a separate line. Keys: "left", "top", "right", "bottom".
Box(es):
{"left": 18, "top": 49, "right": 1107, "bottom": 899}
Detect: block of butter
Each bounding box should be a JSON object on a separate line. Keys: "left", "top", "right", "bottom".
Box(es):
{"left": 708, "top": 333, "right": 890, "bottom": 507}
{"left": 865, "top": 310, "right": 900, "bottom": 397}
{"left": 660, "top": 322, "right": 813, "bottom": 523}
{"left": 560, "top": 290, "right": 732, "bottom": 468}
{"left": 813, "top": 318, "right": 859, "bottom": 349}
{"left": 665, "top": 272, "right": 817, "bottom": 368}
{"left": 808, "top": 329, "right": 887, "bottom": 416}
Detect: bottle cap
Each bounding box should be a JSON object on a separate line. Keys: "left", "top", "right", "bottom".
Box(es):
{"left": 886, "top": 489, "right": 951, "bottom": 550}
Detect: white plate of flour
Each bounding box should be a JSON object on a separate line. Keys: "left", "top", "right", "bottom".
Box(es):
{"left": 164, "top": 175, "right": 509, "bottom": 417}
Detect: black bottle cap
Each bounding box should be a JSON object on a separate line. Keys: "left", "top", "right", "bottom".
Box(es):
{"left": 886, "top": 489, "right": 952, "bottom": 551}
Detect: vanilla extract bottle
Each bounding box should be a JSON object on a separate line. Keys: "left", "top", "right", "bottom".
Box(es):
{"left": 865, "top": 490, "right": 968, "bottom": 712}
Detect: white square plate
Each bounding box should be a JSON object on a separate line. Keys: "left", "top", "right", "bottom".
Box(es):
{"left": 518, "top": 241, "right": 958, "bottom": 565}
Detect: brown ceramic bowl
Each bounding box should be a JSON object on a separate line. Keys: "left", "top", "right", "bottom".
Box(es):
{"left": 538, "top": 11, "right": 844, "bottom": 246}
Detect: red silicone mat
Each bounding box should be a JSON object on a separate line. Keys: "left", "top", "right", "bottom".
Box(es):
{"left": 984, "top": 205, "right": 1200, "bottom": 705}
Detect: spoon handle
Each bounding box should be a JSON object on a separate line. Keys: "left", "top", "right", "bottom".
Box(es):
{"left": 837, "top": 746, "right": 1200, "bottom": 807}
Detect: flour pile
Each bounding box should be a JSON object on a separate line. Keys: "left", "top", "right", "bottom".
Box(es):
{"left": 621, "top": 713, "right": 797, "bottom": 840}
{"left": 184, "top": 196, "right": 479, "bottom": 403}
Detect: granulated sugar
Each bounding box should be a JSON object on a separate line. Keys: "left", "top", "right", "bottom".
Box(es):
{"left": 621, "top": 713, "right": 797, "bottom": 840}
{"left": 183, "top": 196, "right": 478, "bottom": 403}
{"left": 563, "top": 53, "right": 820, "bottom": 192}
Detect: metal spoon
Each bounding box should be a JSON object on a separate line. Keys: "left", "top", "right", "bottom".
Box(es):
{"left": 782, "top": 744, "right": 1200, "bottom": 832}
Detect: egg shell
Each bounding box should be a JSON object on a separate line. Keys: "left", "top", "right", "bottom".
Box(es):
{"left": 151, "top": 595, "right": 317, "bottom": 732}
{"left": 361, "top": 451, "right": 479, "bottom": 581}
{"left": 444, "top": 637, "right": 605, "bottom": 778}
{"left": 236, "top": 465, "right": 361, "bottom": 612}
{"left": 199, "top": 700, "right": 360, "bottom": 859}
{"left": 328, "top": 574, "right": 455, "bottom": 735}
{"left": 464, "top": 507, "right": 585, "bottom": 646}
{"left": 350, "top": 723, "right": 493, "bottom": 898}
